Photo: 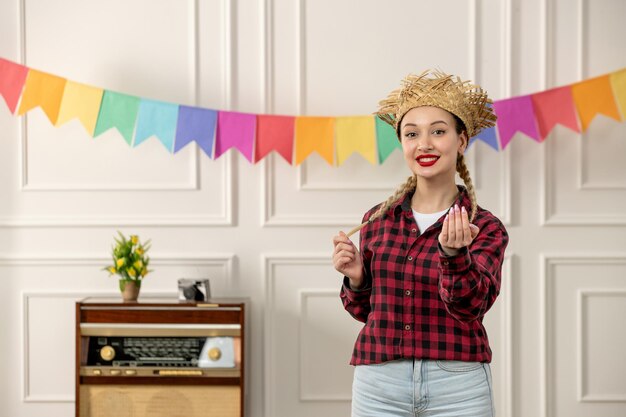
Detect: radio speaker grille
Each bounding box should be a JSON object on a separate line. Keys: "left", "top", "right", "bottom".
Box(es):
{"left": 79, "top": 385, "right": 240, "bottom": 417}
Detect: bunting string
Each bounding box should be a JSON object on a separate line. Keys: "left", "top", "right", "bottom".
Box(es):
{"left": 1, "top": 57, "right": 625, "bottom": 166}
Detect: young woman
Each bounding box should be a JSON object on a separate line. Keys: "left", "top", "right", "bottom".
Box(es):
{"left": 332, "top": 70, "right": 508, "bottom": 417}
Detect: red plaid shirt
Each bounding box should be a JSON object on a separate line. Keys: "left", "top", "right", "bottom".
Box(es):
{"left": 340, "top": 186, "right": 508, "bottom": 365}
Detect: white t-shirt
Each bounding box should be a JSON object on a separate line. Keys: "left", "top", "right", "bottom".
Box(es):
{"left": 412, "top": 208, "right": 449, "bottom": 233}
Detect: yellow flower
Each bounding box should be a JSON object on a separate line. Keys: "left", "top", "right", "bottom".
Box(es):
{"left": 141, "top": 268, "right": 148, "bottom": 277}
{"left": 136, "top": 247, "right": 144, "bottom": 256}
{"left": 128, "top": 268, "right": 137, "bottom": 278}
{"left": 108, "top": 266, "right": 117, "bottom": 274}
{"left": 133, "top": 260, "right": 143, "bottom": 270}
{"left": 116, "top": 258, "right": 125, "bottom": 268}
{"left": 130, "top": 235, "right": 138, "bottom": 245}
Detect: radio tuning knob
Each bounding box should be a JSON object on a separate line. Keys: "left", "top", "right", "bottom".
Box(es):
{"left": 100, "top": 345, "right": 116, "bottom": 361}
{"left": 208, "top": 347, "right": 222, "bottom": 361}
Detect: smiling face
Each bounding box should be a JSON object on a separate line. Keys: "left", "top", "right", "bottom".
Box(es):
{"left": 399, "top": 106, "right": 468, "bottom": 182}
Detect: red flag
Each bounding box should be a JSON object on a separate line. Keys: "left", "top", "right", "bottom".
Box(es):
{"left": 0, "top": 58, "right": 29, "bottom": 114}
{"left": 531, "top": 86, "right": 580, "bottom": 139}
{"left": 255, "top": 115, "right": 295, "bottom": 164}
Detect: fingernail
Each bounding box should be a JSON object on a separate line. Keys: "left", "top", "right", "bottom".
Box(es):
{"left": 461, "top": 206, "right": 466, "bottom": 212}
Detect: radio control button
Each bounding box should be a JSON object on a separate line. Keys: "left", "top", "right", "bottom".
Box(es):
{"left": 208, "top": 347, "right": 222, "bottom": 361}
{"left": 92, "top": 369, "right": 102, "bottom": 376}
{"left": 100, "top": 346, "right": 116, "bottom": 361}
{"left": 109, "top": 369, "right": 121, "bottom": 376}
{"left": 124, "top": 370, "right": 137, "bottom": 376}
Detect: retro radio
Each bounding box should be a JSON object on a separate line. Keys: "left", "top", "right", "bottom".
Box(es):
{"left": 76, "top": 297, "right": 247, "bottom": 417}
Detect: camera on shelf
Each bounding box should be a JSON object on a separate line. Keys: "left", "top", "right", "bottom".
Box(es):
{"left": 178, "top": 278, "right": 211, "bottom": 302}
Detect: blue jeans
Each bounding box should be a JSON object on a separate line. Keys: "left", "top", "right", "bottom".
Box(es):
{"left": 352, "top": 359, "right": 494, "bottom": 417}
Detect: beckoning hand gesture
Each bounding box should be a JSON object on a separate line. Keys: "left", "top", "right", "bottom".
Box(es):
{"left": 439, "top": 205, "right": 480, "bottom": 257}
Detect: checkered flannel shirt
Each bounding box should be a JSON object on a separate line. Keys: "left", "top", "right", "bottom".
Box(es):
{"left": 340, "top": 186, "right": 508, "bottom": 365}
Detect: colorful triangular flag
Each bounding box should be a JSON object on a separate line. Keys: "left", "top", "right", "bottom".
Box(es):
{"left": 17, "top": 69, "right": 67, "bottom": 124}
{"left": 294, "top": 116, "right": 334, "bottom": 165}
{"left": 134, "top": 99, "right": 179, "bottom": 152}
{"left": 255, "top": 115, "right": 295, "bottom": 164}
{"left": 493, "top": 95, "right": 541, "bottom": 149}
{"left": 0, "top": 58, "right": 29, "bottom": 113}
{"left": 56, "top": 81, "right": 104, "bottom": 135}
{"left": 175, "top": 106, "right": 217, "bottom": 157}
{"left": 93, "top": 91, "right": 140, "bottom": 145}
{"left": 215, "top": 111, "right": 256, "bottom": 162}
{"left": 335, "top": 116, "right": 377, "bottom": 165}
{"left": 571, "top": 74, "right": 621, "bottom": 131}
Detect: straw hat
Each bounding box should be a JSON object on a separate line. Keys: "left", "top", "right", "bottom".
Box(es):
{"left": 376, "top": 69, "right": 497, "bottom": 138}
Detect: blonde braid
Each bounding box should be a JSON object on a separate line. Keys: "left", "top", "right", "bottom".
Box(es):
{"left": 456, "top": 153, "right": 477, "bottom": 222}
{"left": 345, "top": 175, "right": 417, "bottom": 237}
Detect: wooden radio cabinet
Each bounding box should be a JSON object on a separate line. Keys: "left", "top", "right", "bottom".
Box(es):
{"left": 75, "top": 297, "right": 247, "bottom": 417}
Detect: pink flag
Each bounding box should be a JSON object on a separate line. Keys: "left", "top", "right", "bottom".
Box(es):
{"left": 0, "top": 58, "right": 29, "bottom": 113}
{"left": 493, "top": 95, "right": 541, "bottom": 149}
{"left": 215, "top": 111, "right": 256, "bottom": 162}
{"left": 255, "top": 115, "right": 295, "bottom": 164}
{"left": 531, "top": 86, "right": 580, "bottom": 139}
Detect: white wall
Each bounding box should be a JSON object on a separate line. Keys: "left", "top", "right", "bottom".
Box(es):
{"left": 0, "top": 0, "right": 625, "bottom": 416}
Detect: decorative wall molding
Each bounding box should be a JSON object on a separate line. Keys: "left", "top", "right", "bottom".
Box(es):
{"left": 577, "top": 289, "right": 626, "bottom": 402}
{"left": 7, "top": 0, "right": 234, "bottom": 227}
{"left": 263, "top": 253, "right": 331, "bottom": 417}
{"left": 540, "top": 0, "right": 626, "bottom": 225}
{"left": 539, "top": 254, "right": 626, "bottom": 417}
{"left": 299, "top": 289, "right": 351, "bottom": 402}
{"left": 576, "top": 0, "right": 626, "bottom": 191}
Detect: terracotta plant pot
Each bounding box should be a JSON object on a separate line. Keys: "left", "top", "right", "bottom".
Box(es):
{"left": 120, "top": 280, "right": 140, "bottom": 302}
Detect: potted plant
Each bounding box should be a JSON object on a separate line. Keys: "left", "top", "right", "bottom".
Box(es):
{"left": 104, "top": 232, "right": 152, "bottom": 301}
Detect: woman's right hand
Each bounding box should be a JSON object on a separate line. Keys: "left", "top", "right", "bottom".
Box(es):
{"left": 332, "top": 231, "right": 364, "bottom": 289}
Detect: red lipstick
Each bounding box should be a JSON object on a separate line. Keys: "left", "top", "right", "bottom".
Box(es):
{"left": 416, "top": 154, "right": 439, "bottom": 167}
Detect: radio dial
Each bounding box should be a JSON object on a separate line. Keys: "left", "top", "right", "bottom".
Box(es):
{"left": 208, "top": 347, "right": 222, "bottom": 361}
{"left": 100, "top": 345, "right": 116, "bottom": 361}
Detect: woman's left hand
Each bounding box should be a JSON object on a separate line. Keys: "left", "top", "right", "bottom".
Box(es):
{"left": 439, "top": 205, "right": 480, "bottom": 256}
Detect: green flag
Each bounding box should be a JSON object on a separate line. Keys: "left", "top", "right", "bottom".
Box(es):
{"left": 375, "top": 116, "right": 400, "bottom": 164}
{"left": 94, "top": 91, "right": 140, "bottom": 145}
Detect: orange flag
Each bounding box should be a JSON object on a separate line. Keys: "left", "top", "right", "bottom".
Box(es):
{"left": 610, "top": 69, "right": 626, "bottom": 119}
{"left": 571, "top": 74, "right": 621, "bottom": 131}
{"left": 294, "top": 116, "right": 334, "bottom": 165}
{"left": 17, "top": 69, "right": 67, "bottom": 124}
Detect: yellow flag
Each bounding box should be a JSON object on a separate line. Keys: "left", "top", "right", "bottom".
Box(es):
{"left": 610, "top": 69, "right": 626, "bottom": 120}
{"left": 294, "top": 116, "right": 334, "bottom": 165}
{"left": 571, "top": 74, "right": 621, "bottom": 131}
{"left": 56, "top": 81, "right": 104, "bottom": 135}
{"left": 17, "top": 69, "right": 67, "bottom": 124}
{"left": 335, "top": 116, "right": 377, "bottom": 165}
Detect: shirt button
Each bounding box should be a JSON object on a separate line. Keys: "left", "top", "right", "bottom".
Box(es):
{"left": 407, "top": 256, "right": 413, "bottom": 261}
{"left": 411, "top": 228, "right": 417, "bottom": 233}
{"left": 443, "top": 260, "right": 449, "bottom": 265}
{"left": 404, "top": 324, "right": 411, "bottom": 331}
{"left": 405, "top": 290, "right": 411, "bottom": 296}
